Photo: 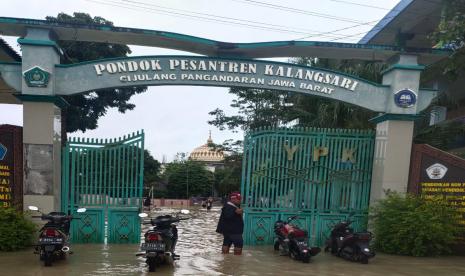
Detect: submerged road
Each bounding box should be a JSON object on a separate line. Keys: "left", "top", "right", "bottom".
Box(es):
{"left": 0, "top": 206, "right": 464, "bottom": 275}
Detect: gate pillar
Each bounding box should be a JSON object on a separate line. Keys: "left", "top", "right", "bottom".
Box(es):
{"left": 18, "top": 27, "right": 66, "bottom": 213}
{"left": 369, "top": 54, "right": 424, "bottom": 203}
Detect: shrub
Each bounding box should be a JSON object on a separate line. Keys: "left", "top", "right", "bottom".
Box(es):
{"left": 0, "top": 207, "right": 36, "bottom": 251}
{"left": 371, "top": 192, "right": 460, "bottom": 256}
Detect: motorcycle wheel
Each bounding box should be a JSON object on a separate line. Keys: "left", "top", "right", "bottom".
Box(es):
{"left": 59, "top": 251, "right": 67, "bottom": 260}
{"left": 302, "top": 255, "right": 310, "bottom": 263}
{"left": 340, "top": 245, "right": 353, "bottom": 260}
{"left": 148, "top": 258, "right": 156, "bottom": 272}
{"left": 274, "top": 241, "right": 280, "bottom": 251}
{"left": 360, "top": 255, "right": 369, "bottom": 264}
{"left": 44, "top": 252, "right": 53, "bottom": 267}
{"left": 289, "top": 249, "right": 297, "bottom": 260}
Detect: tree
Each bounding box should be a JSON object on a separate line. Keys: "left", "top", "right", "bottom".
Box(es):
{"left": 284, "top": 58, "right": 385, "bottom": 129}
{"left": 208, "top": 88, "right": 291, "bottom": 132}
{"left": 143, "top": 150, "right": 162, "bottom": 196}
{"left": 209, "top": 58, "right": 385, "bottom": 134}
{"left": 429, "top": 0, "right": 465, "bottom": 81}
{"left": 413, "top": 0, "right": 465, "bottom": 150}
{"left": 45, "top": 13, "right": 147, "bottom": 133}
{"left": 214, "top": 153, "right": 242, "bottom": 197}
{"left": 162, "top": 160, "right": 213, "bottom": 198}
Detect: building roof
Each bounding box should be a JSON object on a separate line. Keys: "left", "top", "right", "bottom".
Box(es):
{"left": 360, "top": 0, "right": 465, "bottom": 103}
{"left": 0, "top": 38, "right": 21, "bottom": 62}
{"left": 189, "top": 133, "right": 224, "bottom": 163}
{"left": 359, "top": 0, "right": 442, "bottom": 48}
{"left": 0, "top": 38, "right": 21, "bottom": 104}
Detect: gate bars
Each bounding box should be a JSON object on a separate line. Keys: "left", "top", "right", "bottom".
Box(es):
{"left": 241, "top": 127, "right": 375, "bottom": 245}
{"left": 61, "top": 131, "right": 144, "bottom": 215}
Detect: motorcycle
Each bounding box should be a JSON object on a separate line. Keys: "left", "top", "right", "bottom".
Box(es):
{"left": 138, "top": 209, "right": 190, "bottom": 272}
{"left": 274, "top": 215, "right": 321, "bottom": 263}
{"left": 324, "top": 213, "right": 375, "bottom": 264}
{"left": 28, "top": 205, "right": 86, "bottom": 267}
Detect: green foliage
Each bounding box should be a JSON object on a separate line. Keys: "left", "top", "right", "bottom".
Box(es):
{"left": 0, "top": 208, "right": 36, "bottom": 251}
{"left": 371, "top": 192, "right": 460, "bottom": 256}
{"left": 417, "top": 0, "right": 465, "bottom": 152}
{"left": 209, "top": 87, "right": 290, "bottom": 132}
{"left": 429, "top": 0, "right": 465, "bottom": 80}
{"left": 208, "top": 57, "right": 384, "bottom": 134}
{"left": 144, "top": 150, "right": 161, "bottom": 184}
{"left": 45, "top": 12, "right": 147, "bottom": 133}
{"left": 162, "top": 160, "right": 213, "bottom": 198}
{"left": 143, "top": 149, "right": 162, "bottom": 197}
{"left": 214, "top": 152, "right": 242, "bottom": 197}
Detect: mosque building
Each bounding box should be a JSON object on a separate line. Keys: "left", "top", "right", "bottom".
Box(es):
{"left": 189, "top": 132, "right": 224, "bottom": 172}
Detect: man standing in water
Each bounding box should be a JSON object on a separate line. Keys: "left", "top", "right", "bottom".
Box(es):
{"left": 216, "top": 192, "right": 244, "bottom": 255}
{"left": 206, "top": 197, "right": 213, "bottom": 211}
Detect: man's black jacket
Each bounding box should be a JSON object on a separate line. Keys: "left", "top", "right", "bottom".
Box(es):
{"left": 216, "top": 202, "right": 244, "bottom": 235}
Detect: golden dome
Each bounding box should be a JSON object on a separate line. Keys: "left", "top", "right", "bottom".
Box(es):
{"left": 189, "top": 132, "right": 224, "bottom": 162}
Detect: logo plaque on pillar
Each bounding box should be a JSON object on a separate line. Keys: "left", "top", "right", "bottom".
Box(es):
{"left": 23, "top": 66, "right": 51, "bottom": 87}
{"left": 394, "top": 89, "right": 417, "bottom": 108}
{"left": 0, "top": 143, "right": 6, "bottom": 160}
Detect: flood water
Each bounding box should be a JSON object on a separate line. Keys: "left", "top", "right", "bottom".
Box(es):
{"left": 1, "top": 206, "right": 465, "bottom": 276}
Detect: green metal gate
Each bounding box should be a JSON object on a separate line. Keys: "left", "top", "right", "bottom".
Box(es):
{"left": 241, "top": 127, "right": 375, "bottom": 246}
{"left": 61, "top": 131, "right": 144, "bottom": 243}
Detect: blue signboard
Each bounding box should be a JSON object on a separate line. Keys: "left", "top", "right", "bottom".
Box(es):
{"left": 0, "top": 143, "right": 6, "bottom": 160}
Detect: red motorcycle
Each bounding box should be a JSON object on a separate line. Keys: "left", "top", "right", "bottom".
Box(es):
{"left": 274, "top": 215, "right": 320, "bottom": 263}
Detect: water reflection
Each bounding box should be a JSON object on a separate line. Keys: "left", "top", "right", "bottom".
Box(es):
{"left": 1, "top": 206, "right": 465, "bottom": 275}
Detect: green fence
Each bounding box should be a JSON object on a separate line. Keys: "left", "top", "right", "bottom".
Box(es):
{"left": 61, "top": 131, "right": 144, "bottom": 243}
{"left": 241, "top": 127, "right": 375, "bottom": 246}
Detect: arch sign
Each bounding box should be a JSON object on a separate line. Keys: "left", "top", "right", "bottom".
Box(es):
{"left": 0, "top": 56, "right": 435, "bottom": 113}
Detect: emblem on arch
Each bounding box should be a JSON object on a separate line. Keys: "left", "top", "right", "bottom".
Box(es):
{"left": 394, "top": 88, "right": 417, "bottom": 108}
{"left": 23, "top": 66, "right": 51, "bottom": 87}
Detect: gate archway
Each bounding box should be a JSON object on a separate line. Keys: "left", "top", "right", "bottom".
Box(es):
{"left": 0, "top": 17, "right": 451, "bottom": 245}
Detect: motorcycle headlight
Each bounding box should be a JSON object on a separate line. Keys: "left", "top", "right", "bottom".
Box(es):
{"left": 363, "top": 248, "right": 370, "bottom": 252}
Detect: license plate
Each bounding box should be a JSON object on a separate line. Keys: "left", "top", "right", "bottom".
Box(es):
{"left": 40, "top": 238, "right": 63, "bottom": 244}
{"left": 141, "top": 242, "right": 165, "bottom": 251}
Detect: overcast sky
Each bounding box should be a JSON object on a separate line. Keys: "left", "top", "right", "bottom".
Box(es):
{"left": 0, "top": 0, "right": 400, "bottom": 161}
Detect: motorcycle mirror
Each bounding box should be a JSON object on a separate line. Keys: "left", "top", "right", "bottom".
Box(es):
{"left": 138, "top": 213, "right": 148, "bottom": 218}
{"left": 28, "top": 206, "right": 39, "bottom": 211}
{"left": 180, "top": 209, "right": 190, "bottom": 215}
{"left": 76, "top": 208, "right": 87, "bottom": 213}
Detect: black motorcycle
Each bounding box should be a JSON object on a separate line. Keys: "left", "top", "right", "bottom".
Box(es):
{"left": 138, "top": 210, "right": 190, "bottom": 272}
{"left": 324, "top": 213, "right": 375, "bottom": 264}
{"left": 29, "top": 205, "right": 86, "bottom": 266}
{"left": 274, "top": 215, "right": 320, "bottom": 263}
